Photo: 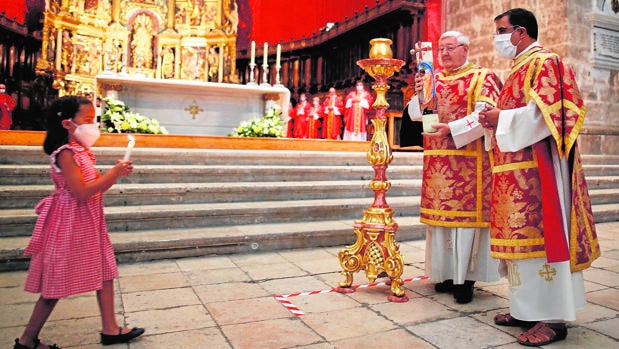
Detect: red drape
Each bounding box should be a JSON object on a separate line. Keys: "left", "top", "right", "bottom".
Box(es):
{"left": 2, "top": 0, "right": 27, "bottom": 24}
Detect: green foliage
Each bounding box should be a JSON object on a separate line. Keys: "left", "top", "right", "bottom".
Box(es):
{"left": 101, "top": 97, "right": 168, "bottom": 134}
{"left": 229, "top": 100, "right": 286, "bottom": 138}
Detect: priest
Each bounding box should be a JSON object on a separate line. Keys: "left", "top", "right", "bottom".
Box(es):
{"left": 479, "top": 8, "right": 600, "bottom": 346}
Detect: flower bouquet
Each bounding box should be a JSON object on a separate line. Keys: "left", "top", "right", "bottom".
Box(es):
{"left": 229, "top": 100, "right": 286, "bottom": 138}
{"left": 101, "top": 97, "right": 168, "bottom": 134}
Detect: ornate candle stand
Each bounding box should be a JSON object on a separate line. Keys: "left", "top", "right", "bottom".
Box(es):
{"left": 336, "top": 38, "right": 408, "bottom": 302}
{"left": 274, "top": 65, "right": 283, "bottom": 88}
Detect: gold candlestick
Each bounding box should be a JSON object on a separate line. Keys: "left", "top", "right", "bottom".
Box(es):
{"left": 336, "top": 38, "right": 408, "bottom": 302}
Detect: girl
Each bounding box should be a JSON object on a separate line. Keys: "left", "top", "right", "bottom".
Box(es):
{"left": 14, "top": 96, "right": 144, "bottom": 349}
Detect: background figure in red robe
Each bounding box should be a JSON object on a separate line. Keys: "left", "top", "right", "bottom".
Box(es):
{"left": 307, "top": 97, "right": 322, "bottom": 139}
{"left": 291, "top": 93, "right": 311, "bottom": 138}
{"left": 321, "top": 87, "right": 344, "bottom": 140}
{"left": 0, "top": 84, "right": 16, "bottom": 130}
{"left": 343, "top": 81, "right": 373, "bottom": 141}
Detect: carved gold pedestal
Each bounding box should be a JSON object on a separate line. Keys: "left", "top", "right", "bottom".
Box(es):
{"left": 337, "top": 39, "right": 408, "bottom": 302}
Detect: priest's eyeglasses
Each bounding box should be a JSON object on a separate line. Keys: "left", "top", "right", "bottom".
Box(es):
{"left": 494, "top": 25, "right": 520, "bottom": 35}
{"left": 438, "top": 44, "right": 464, "bottom": 53}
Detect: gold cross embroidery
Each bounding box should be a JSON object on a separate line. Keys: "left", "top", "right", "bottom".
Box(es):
{"left": 538, "top": 264, "right": 557, "bottom": 282}
{"left": 507, "top": 261, "right": 521, "bottom": 291}
{"left": 184, "top": 100, "right": 204, "bottom": 119}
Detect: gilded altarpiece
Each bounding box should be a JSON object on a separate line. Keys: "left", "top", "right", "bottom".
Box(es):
{"left": 37, "top": 0, "right": 238, "bottom": 96}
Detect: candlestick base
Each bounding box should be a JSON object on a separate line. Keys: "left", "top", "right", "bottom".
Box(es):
{"left": 260, "top": 82, "right": 271, "bottom": 87}
{"left": 247, "top": 82, "right": 258, "bottom": 86}
{"left": 273, "top": 83, "right": 284, "bottom": 88}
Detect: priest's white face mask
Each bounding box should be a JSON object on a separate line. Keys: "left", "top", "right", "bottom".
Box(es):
{"left": 493, "top": 26, "right": 522, "bottom": 59}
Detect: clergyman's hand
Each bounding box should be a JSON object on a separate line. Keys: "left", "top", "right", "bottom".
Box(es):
{"left": 423, "top": 123, "right": 450, "bottom": 137}
{"left": 478, "top": 106, "right": 500, "bottom": 128}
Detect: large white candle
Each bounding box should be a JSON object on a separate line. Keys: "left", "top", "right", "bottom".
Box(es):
{"left": 263, "top": 42, "right": 268, "bottom": 65}
{"left": 276, "top": 44, "right": 281, "bottom": 68}
{"left": 250, "top": 41, "right": 256, "bottom": 65}
{"left": 123, "top": 135, "right": 135, "bottom": 161}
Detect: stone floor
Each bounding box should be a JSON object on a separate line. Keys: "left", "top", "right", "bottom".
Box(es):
{"left": 1, "top": 222, "right": 618, "bottom": 349}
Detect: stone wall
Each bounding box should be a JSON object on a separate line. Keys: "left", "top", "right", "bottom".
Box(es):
{"left": 441, "top": 0, "right": 619, "bottom": 155}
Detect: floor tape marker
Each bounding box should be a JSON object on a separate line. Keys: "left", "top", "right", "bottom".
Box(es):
{"left": 274, "top": 275, "right": 430, "bottom": 316}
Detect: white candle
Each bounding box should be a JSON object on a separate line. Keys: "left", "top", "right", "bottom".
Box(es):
{"left": 276, "top": 44, "right": 281, "bottom": 68}
{"left": 250, "top": 41, "right": 255, "bottom": 65}
{"left": 263, "top": 42, "right": 268, "bottom": 65}
{"left": 123, "top": 135, "right": 135, "bottom": 161}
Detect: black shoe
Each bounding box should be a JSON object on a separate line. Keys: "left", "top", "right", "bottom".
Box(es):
{"left": 101, "top": 327, "right": 145, "bottom": 345}
{"left": 14, "top": 338, "right": 61, "bottom": 349}
{"left": 434, "top": 279, "right": 454, "bottom": 293}
{"left": 453, "top": 280, "right": 475, "bottom": 304}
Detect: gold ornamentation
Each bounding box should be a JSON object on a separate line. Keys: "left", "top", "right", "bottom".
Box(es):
{"left": 337, "top": 40, "right": 407, "bottom": 301}
{"left": 184, "top": 100, "right": 204, "bottom": 119}
{"left": 507, "top": 261, "right": 522, "bottom": 292}
{"left": 538, "top": 263, "right": 557, "bottom": 282}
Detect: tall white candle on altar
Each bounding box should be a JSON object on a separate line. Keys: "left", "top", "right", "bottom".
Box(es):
{"left": 218, "top": 46, "right": 224, "bottom": 82}
{"left": 263, "top": 42, "right": 268, "bottom": 65}
{"left": 123, "top": 135, "right": 135, "bottom": 161}
{"left": 250, "top": 41, "right": 256, "bottom": 65}
{"left": 276, "top": 44, "right": 281, "bottom": 68}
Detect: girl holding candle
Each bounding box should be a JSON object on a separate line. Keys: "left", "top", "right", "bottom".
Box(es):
{"left": 14, "top": 96, "right": 144, "bottom": 349}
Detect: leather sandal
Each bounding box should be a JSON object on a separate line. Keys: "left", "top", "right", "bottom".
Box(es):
{"left": 517, "top": 322, "right": 567, "bottom": 346}
{"left": 14, "top": 338, "right": 61, "bottom": 349}
{"left": 100, "top": 327, "right": 145, "bottom": 345}
{"left": 493, "top": 313, "right": 536, "bottom": 328}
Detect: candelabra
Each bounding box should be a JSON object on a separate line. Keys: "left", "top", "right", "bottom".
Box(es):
{"left": 260, "top": 63, "right": 270, "bottom": 87}
{"left": 274, "top": 65, "right": 283, "bottom": 88}
{"left": 247, "top": 62, "right": 257, "bottom": 85}
{"left": 336, "top": 38, "right": 408, "bottom": 302}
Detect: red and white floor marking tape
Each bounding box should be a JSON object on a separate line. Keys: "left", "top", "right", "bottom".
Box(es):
{"left": 274, "top": 275, "right": 429, "bottom": 316}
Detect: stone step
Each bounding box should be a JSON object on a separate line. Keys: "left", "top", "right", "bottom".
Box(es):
{"left": 1, "top": 217, "right": 428, "bottom": 271}
{"left": 3, "top": 201, "right": 619, "bottom": 272}
{"left": 0, "top": 179, "right": 424, "bottom": 209}
{"left": 2, "top": 188, "right": 618, "bottom": 238}
{"left": 0, "top": 164, "right": 428, "bottom": 185}
{"left": 0, "top": 196, "right": 421, "bottom": 237}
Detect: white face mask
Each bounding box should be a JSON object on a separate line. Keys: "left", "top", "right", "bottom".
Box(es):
{"left": 0, "top": 89, "right": 5, "bottom": 93}
{"left": 72, "top": 121, "right": 100, "bottom": 147}
{"left": 493, "top": 33, "right": 518, "bottom": 59}
{"left": 356, "top": 86, "right": 364, "bottom": 92}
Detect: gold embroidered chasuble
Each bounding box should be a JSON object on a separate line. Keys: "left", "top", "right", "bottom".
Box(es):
{"left": 489, "top": 46, "right": 600, "bottom": 272}
{"left": 420, "top": 63, "right": 502, "bottom": 228}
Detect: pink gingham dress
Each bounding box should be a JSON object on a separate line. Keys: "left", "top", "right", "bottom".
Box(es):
{"left": 24, "top": 141, "right": 118, "bottom": 299}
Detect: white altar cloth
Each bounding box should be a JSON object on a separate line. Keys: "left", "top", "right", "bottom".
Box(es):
{"left": 96, "top": 74, "right": 290, "bottom": 136}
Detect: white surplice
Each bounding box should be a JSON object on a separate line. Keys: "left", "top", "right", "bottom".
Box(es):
{"left": 493, "top": 101, "right": 586, "bottom": 322}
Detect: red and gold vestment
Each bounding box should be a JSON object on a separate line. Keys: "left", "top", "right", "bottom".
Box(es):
{"left": 490, "top": 47, "right": 600, "bottom": 272}
{"left": 420, "top": 63, "right": 502, "bottom": 228}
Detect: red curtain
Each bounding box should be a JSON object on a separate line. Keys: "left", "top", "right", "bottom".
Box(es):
{"left": 2, "top": 0, "right": 27, "bottom": 24}
{"left": 241, "top": 0, "right": 382, "bottom": 45}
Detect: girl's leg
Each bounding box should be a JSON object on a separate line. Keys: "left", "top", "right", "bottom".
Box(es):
{"left": 18, "top": 296, "right": 59, "bottom": 348}
{"left": 97, "top": 279, "right": 123, "bottom": 335}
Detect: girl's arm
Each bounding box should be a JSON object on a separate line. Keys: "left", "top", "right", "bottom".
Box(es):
{"left": 57, "top": 149, "right": 133, "bottom": 201}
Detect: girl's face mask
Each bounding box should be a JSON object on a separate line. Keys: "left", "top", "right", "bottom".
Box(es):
{"left": 71, "top": 121, "right": 100, "bottom": 147}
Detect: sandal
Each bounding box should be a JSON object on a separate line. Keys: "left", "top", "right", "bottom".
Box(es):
{"left": 517, "top": 322, "right": 567, "bottom": 346}
{"left": 14, "top": 338, "right": 61, "bottom": 349}
{"left": 494, "top": 313, "right": 536, "bottom": 328}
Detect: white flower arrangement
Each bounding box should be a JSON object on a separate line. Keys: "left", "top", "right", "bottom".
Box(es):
{"left": 101, "top": 97, "right": 168, "bottom": 134}
{"left": 229, "top": 100, "right": 286, "bottom": 138}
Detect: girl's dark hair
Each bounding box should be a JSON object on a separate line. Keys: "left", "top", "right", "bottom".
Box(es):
{"left": 43, "top": 95, "right": 93, "bottom": 155}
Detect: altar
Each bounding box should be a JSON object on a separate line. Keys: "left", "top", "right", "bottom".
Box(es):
{"left": 96, "top": 74, "right": 290, "bottom": 136}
